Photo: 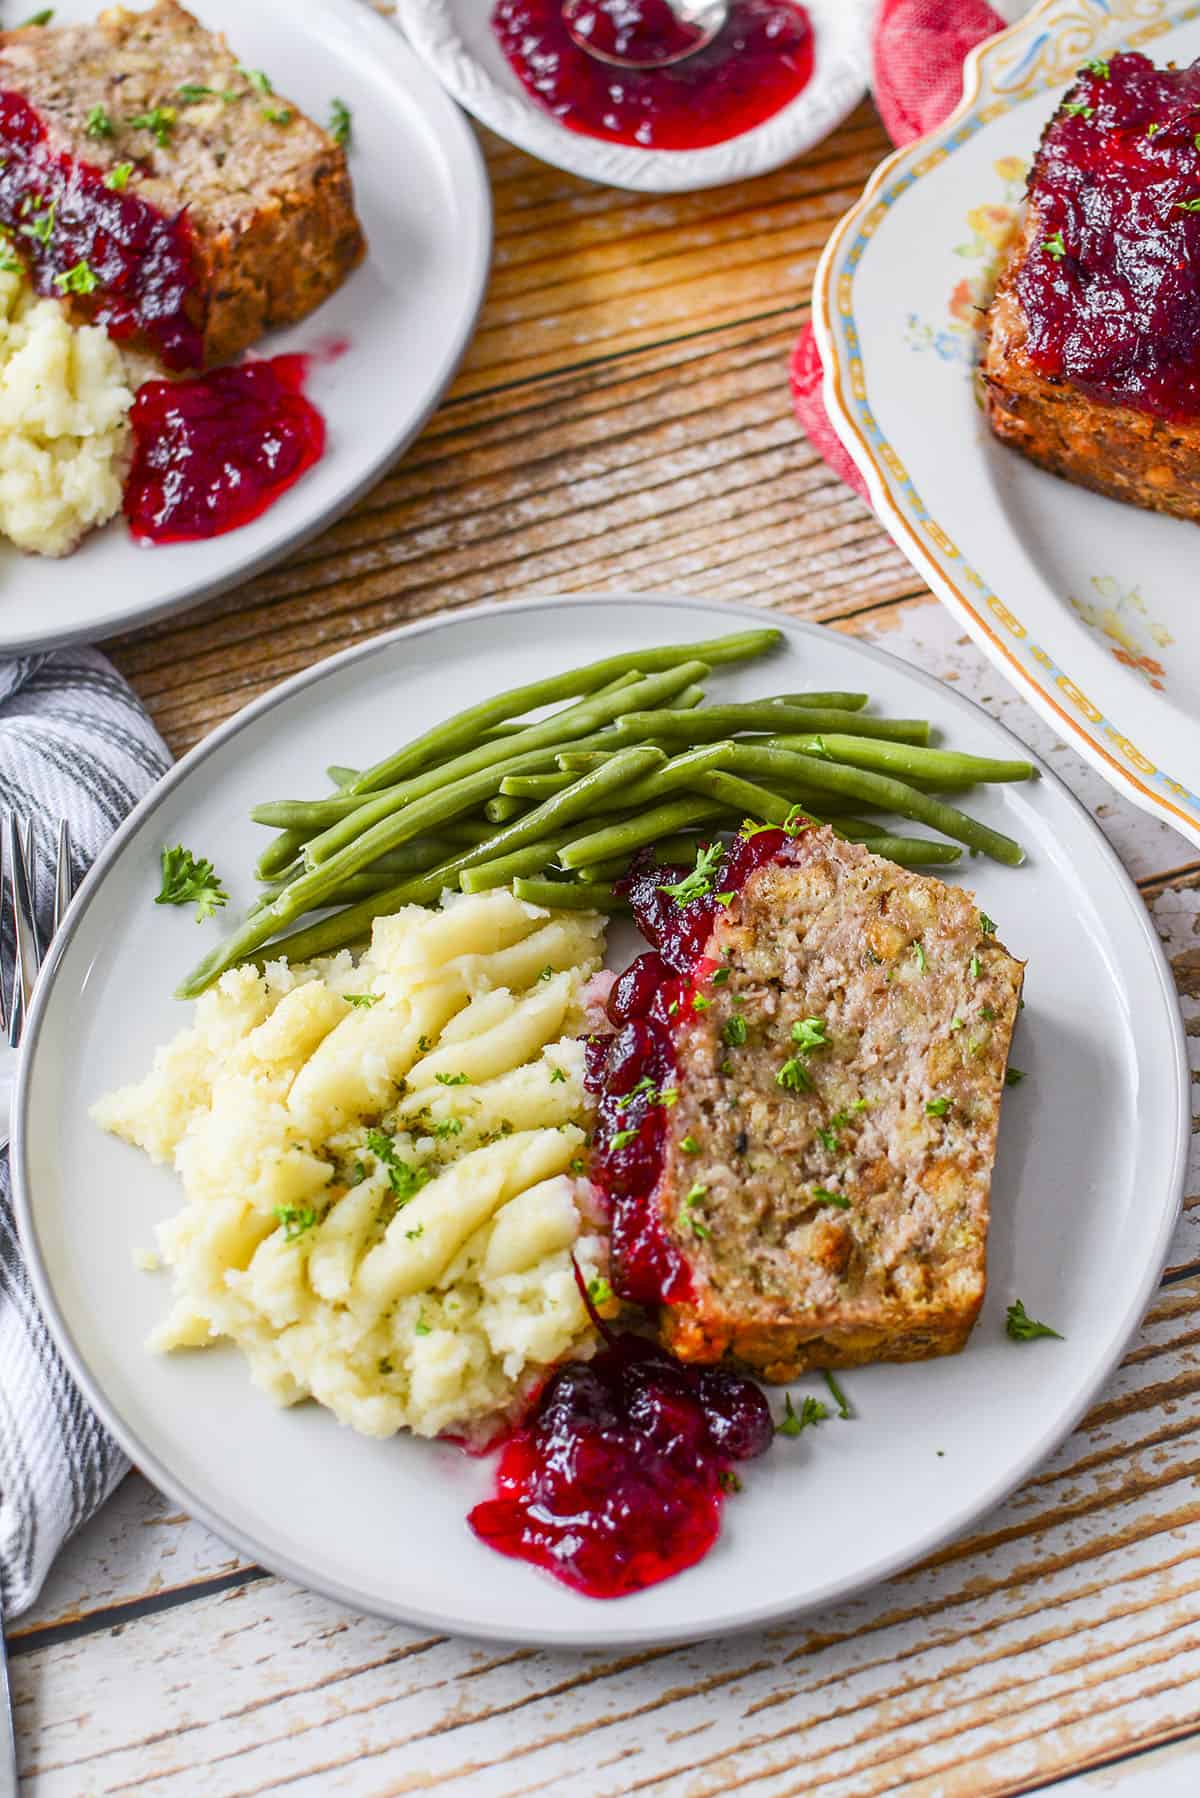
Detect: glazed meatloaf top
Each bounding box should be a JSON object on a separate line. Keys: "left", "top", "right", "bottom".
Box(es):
{"left": 0, "top": 2, "right": 364, "bottom": 365}
{"left": 655, "top": 831, "right": 1024, "bottom": 1379}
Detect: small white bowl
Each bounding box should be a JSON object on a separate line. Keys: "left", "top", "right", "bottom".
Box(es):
{"left": 393, "top": 0, "right": 871, "bottom": 192}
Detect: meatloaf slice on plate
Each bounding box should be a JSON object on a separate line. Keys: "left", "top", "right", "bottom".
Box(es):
{"left": 0, "top": 1, "right": 364, "bottom": 368}
{"left": 657, "top": 830, "right": 1024, "bottom": 1381}
{"left": 984, "top": 52, "right": 1200, "bottom": 522}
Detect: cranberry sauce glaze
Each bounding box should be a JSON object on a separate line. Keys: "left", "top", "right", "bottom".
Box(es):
{"left": 1016, "top": 53, "right": 1200, "bottom": 419}
{"left": 0, "top": 91, "right": 201, "bottom": 370}
{"left": 468, "top": 1307, "right": 773, "bottom": 1597}
{"left": 124, "top": 355, "right": 326, "bottom": 545}
{"left": 586, "top": 827, "right": 794, "bottom": 1304}
{"left": 491, "top": 0, "right": 814, "bottom": 152}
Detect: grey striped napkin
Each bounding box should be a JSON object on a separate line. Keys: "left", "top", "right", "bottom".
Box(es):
{"left": 0, "top": 648, "right": 170, "bottom": 1618}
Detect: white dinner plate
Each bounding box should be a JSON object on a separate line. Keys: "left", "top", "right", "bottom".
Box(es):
{"left": 12, "top": 594, "right": 1189, "bottom": 1649}
{"left": 0, "top": 0, "right": 491, "bottom": 653}
{"left": 814, "top": 0, "right": 1200, "bottom": 851}
{"left": 395, "top": 0, "right": 870, "bottom": 193}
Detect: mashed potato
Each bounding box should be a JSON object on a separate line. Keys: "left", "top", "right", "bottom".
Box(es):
{"left": 93, "top": 890, "right": 614, "bottom": 1442}
{"left": 0, "top": 264, "right": 133, "bottom": 556}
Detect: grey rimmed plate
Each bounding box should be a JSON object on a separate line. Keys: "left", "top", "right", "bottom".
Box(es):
{"left": 12, "top": 594, "right": 1188, "bottom": 1648}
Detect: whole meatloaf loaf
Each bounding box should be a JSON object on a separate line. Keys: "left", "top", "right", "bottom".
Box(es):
{"left": 0, "top": 2, "right": 364, "bottom": 368}
{"left": 655, "top": 831, "right": 1024, "bottom": 1380}
{"left": 984, "top": 52, "right": 1200, "bottom": 522}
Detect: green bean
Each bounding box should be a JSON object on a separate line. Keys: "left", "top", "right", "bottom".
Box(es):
{"left": 348, "top": 629, "right": 781, "bottom": 794}
{"left": 484, "top": 794, "right": 526, "bottom": 824}
{"left": 770, "top": 733, "right": 1034, "bottom": 785}
{"left": 573, "top": 859, "right": 631, "bottom": 884}
{"left": 836, "top": 831, "right": 962, "bottom": 866}
{"left": 458, "top": 839, "right": 570, "bottom": 894}
{"left": 714, "top": 744, "right": 1025, "bottom": 865}
{"left": 327, "top": 765, "right": 360, "bottom": 789}
{"left": 513, "top": 878, "right": 627, "bottom": 912}
{"left": 689, "top": 772, "right": 801, "bottom": 829}
{"left": 610, "top": 742, "right": 741, "bottom": 811}
{"left": 179, "top": 745, "right": 668, "bottom": 996}
{"left": 770, "top": 692, "right": 869, "bottom": 711}
{"left": 499, "top": 772, "right": 575, "bottom": 801}
{"left": 557, "top": 798, "right": 727, "bottom": 872}
{"left": 616, "top": 704, "right": 932, "bottom": 745}
{"left": 255, "top": 827, "right": 311, "bottom": 882}
{"left": 304, "top": 661, "right": 709, "bottom": 869}
{"left": 253, "top": 793, "right": 375, "bottom": 830}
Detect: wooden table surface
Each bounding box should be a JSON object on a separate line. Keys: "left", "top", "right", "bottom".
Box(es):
{"left": 8, "top": 82, "right": 1200, "bottom": 1798}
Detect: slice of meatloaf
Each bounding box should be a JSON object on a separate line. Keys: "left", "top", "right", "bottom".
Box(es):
{"left": 983, "top": 53, "right": 1200, "bottom": 522}
{"left": 0, "top": 2, "right": 364, "bottom": 368}
{"left": 656, "top": 831, "right": 1024, "bottom": 1381}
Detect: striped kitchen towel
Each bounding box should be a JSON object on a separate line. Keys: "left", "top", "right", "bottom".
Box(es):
{"left": 0, "top": 648, "right": 170, "bottom": 1619}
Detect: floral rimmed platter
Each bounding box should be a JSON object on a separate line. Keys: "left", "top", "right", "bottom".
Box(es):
{"left": 393, "top": 0, "right": 870, "bottom": 194}
{"left": 813, "top": 0, "right": 1200, "bottom": 852}
{"left": 12, "top": 594, "right": 1188, "bottom": 1649}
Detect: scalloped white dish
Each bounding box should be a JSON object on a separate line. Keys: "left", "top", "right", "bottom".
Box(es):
{"left": 13, "top": 594, "right": 1188, "bottom": 1649}
{"left": 0, "top": 0, "right": 491, "bottom": 654}
{"left": 394, "top": 0, "right": 870, "bottom": 193}
{"left": 814, "top": 0, "right": 1200, "bottom": 851}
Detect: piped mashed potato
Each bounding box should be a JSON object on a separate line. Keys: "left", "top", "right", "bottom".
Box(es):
{"left": 0, "top": 263, "right": 134, "bottom": 556}
{"left": 92, "top": 890, "right": 613, "bottom": 1442}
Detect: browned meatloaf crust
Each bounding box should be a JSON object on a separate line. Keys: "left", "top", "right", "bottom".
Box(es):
{"left": 984, "top": 212, "right": 1200, "bottom": 522}
{"left": 0, "top": 2, "right": 364, "bottom": 365}
{"left": 656, "top": 830, "right": 1024, "bottom": 1381}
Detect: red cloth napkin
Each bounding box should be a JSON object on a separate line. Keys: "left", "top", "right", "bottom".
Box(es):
{"left": 790, "top": 0, "right": 1007, "bottom": 502}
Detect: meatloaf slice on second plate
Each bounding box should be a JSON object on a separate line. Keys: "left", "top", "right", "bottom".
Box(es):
{"left": 656, "top": 830, "right": 1024, "bottom": 1382}
{"left": 0, "top": 1, "right": 364, "bottom": 368}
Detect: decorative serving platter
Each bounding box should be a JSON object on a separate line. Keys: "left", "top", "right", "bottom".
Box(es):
{"left": 12, "top": 593, "right": 1188, "bottom": 1649}
{"left": 394, "top": 0, "right": 871, "bottom": 193}
{"left": 0, "top": 0, "right": 491, "bottom": 653}
{"left": 814, "top": 0, "right": 1200, "bottom": 851}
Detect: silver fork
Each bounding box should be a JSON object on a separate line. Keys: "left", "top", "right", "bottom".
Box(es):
{"left": 0, "top": 815, "right": 74, "bottom": 1798}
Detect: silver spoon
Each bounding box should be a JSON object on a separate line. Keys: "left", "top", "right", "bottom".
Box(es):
{"left": 562, "top": 0, "right": 729, "bottom": 69}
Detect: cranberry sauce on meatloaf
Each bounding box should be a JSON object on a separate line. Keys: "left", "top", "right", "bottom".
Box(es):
{"left": 0, "top": 2, "right": 364, "bottom": 368}
{"left": 587, "top": 826, "right": 1024, "bottom": 1382}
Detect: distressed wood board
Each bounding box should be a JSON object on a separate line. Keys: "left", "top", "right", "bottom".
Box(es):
{"left": 5, "top": 43, "right": 1200, "bottom": 1798}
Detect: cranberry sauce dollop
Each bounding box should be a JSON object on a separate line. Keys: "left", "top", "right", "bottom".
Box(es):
{"left": 0, "top": 91, "right": 201, "bottom": 370}
{"left": 585, "top": 828, "right": 793, "bottom": 1306}
{"left": 1015, "top": 53, "right": 1200, "bottom": 420}
{"left": 468, "top": 1328, "right": 773, "bottom": 1597}
{"left": 124, "top": 355, "right": 326, "bottom": 544}
{"left": 491, "top": 0, "right": 814, "bottom": 152}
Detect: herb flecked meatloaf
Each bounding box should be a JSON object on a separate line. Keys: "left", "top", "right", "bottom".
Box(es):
{"left": 0, "top": 1, "right": 364, "bottom": 369}
{"left": 656, "top": 831, "right": 1024, "bottom": 1380}
{"left": 984, "top": 53, "right": 1200, "bottom": 522}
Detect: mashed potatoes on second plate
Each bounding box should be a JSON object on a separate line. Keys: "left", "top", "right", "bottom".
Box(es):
{"left": 93, "top": 890, "right": 613, "bottom": 1442}
{"left": 0, "top": 264, "right": 133, "bottom": 556}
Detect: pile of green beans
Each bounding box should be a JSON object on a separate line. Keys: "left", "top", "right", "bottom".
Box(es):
{"left": 178, "top": 627, "right": 1035, "bottom": 996}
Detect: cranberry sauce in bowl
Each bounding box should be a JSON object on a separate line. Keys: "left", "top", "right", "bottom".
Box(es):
{"left": 1015, "top": 53, "right": 1200, "bottom": 420}
{"left": 0, "top": 91, "right": 202, "bottom": 370}
{"left": 124, "top": 355, "right": 326, "bottom": 545}
{"left": 491, "top": 0, "right": 814, "bottom": 152}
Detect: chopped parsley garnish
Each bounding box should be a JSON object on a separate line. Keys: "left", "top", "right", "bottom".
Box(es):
{"left": 53, "top": 259, "right": 98, "bottom": 294}
{"left": 723, "top": 1014, "right": 748, "bottom": 1047}
{"left": 19, "top": 199, "right": 55, "bottom": 246}
{"left": 1062, "top": 101, "right": 1094, "bottom": 118}
{"left": 238, "top": 65, "right": 274, "bottom": 94}
{"left": 970, "top": 954, "right": 981, "bottom": 979}
{"left": 128, "top": 106, "right": 176, "bottom": 147}
{"left": 714, "top": 892, "right": 735, "bottom": 906}
{"left": 549, "top": 1066, "right": 566, "bottom": 1084}
{"left": 1005, "top": 1067, "right": 1026, "bottom": 1087}
{"left": 925, "top": 1096, "right": 951, "bottom": 1117}
{"left": 692, "top": 993, "right": 711, "bottom": 1011}
{"left": 343, "top": 992, "right": 379, "bottom": 1008}
{"left": 776, "top": 1057, "right": 811, "bottom": 1092}
{"left": 1146, "top": 121, "right": 1163, "bottom": 137}
{"left": 680, "top": 1135, "right": 701, "bottom": 1154}
{"left": 1042, "top": 230, "right": 1067, "bottom": 260}
{"left": 261, "top": 104, "right": 294, "bottom": 126}
{"left": 1082, "top": 57, "right": 1109, "bottom": 77}
{"left": 776, "top": 1392, "right": 828, "bottom": 1437}
{"left": 178, "top": 83, "right": 217, "bottom": 103}
{"left": 616, "top": 1075, "right": 656, "bottom": 1109}
{"left": 719, "top": 1470, "right": 742, "bottom": 1494}
{"left": 1175, "top": 198, "right": 1200, "bottom": 212}
{"left": 19, "top": 9, "right": 53, "bottom": 24}
{"left": 349, "top": 1160, "right": 367, "bottom": 1186}
{"left": 824, "top": 1370, "right": 852, "bottom": 1419}
{"left": 538, "top": 964, "right": 555, "bottom": 981}
{"left": 329, "top": 96, "right": 352, "bottom": 147}
{"left": 610, "top": 1128, "right": 638, "bottom": 1151}
{"left": 570, "top": 1156, "right": 587, "bottom": 1174}
{"left": 587, "top": 1275, "right": 614, "bottom": 1307}
{"left": 155, "top": 844, "right": 228, "bottom": 921}
{"left": 979, "top": 911, "right": 997, "bottom": 935}
{"left": 104, "top": 162, "right": 134, "bottom": 190}
{"left": 658, "top": 840, "right": 723, "bottom": 906}
{"left": 1005, "top": 1299, "right": 1062, "bottom": 1342}
{"left": 434, "top": 1071, "right": 470, "bottom": 1086}
{"left": 950, "top": 1016, "right": 964, "bottom": 1033}
{"left": 274, "top": 1204, "right": 318, "bottom": 1242}
{"left": 417, "top": 1035, "right": 433, "bottom": 1053}
{"left": 86, "top": 104, "right": 114, "bottom": 138}
{"left": 782, "top": 805, "right": 811, "bottom": 836}
{"left": 684, "top": 1183, "right": 707, "bottom": 1206}
{"left": 812, "top": 1187, "right": 850, "bottom": 1209}
{"left": 711, "top": 967, "right": 729, "bottom": 985}
{"left": 0, "top": 245, "right": 20, "bottom": 274}
{"left": 430, "top": 1118, "right": 463, "bottom": 1140}
{"left": 404, "top": 1224, "right": 424, "bottom": 1241}
{"left": 365, "top": 1129, "right": 431, "bottom": 1205}
{"left": 791, "top": 1016, "right": 828, "bottom": 1051}
{"left": 911, "top": 942, "right": 927, "bottom": 974}
{"left": 414, "top": 1314, "right": 431, "bottom": 1337}
{"left": 816, "top": 1123, "right": 841, "bottom": 1154}
{"left": 980, "top": 1004, "right": 995, "bottom": 1021}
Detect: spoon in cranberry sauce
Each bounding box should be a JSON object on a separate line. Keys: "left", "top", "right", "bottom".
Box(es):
{"left": 561, "top": 0, "right": 729, "bottom": 68}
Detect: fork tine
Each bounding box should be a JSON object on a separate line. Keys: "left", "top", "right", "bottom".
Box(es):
{"left": 7, "top": 814, "right": 41, "bottom": 1049}
{"left": 52, "top": 818, "right": 73, "bottom": 935}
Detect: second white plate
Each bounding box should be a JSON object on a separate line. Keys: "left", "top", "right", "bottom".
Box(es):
{"left": 12, "top": 594, "right": 1189, "bottom": 1649}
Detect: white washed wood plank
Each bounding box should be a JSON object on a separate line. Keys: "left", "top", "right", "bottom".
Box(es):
{"left": 1046, "top": 1735, "right": 1200, "bottom": 1797}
